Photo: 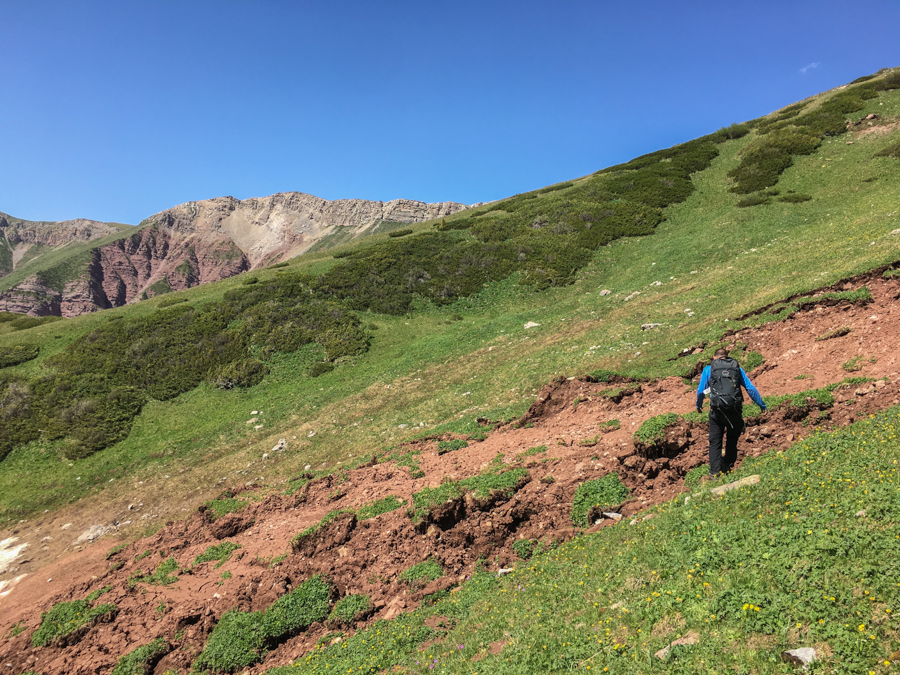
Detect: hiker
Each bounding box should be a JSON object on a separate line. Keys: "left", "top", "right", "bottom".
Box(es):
{"left": 695, "top": 348, "right": 766, "bottom": 476}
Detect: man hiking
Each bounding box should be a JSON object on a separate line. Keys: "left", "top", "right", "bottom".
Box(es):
{"left": 696, "top": 348, "right": 767, "bottom": 477}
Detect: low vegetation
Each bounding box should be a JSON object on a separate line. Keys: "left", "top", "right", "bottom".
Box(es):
{"left": 31, "top": 592, "right": 117, "bottom": 647}
{"left": 110, "top": 637, "right": 169, "bottom": 675}
{"left": 409, "top": 467, "right": 529, "bottom": 522}
{"left": 570, "top": 473, "right": 631, "bottom": 527}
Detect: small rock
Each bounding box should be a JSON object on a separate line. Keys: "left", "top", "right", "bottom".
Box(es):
{"left": 251, "top": 410, "right": 259, "bottom": 415}
{"left": 254, "top": 424, "right": 263, "bottom": 430}
{"left": 304, "top": 464, "right": 311, "bottom": 471}
{"left": 641, "top": 323, "right": 663, "bottom": 330}
{"left": 599, "top": 289, "right": 611, "bottom": 296}
{"left": 710, "top": 475, "right": 761, "bottom": 496}
{"left": 624, "top": 291, "right": 640, "bottom": 301}
{"left": 73, "top": 524, "right": 110, "bottom": 545}
{"left": 271, "top": 439, "right": 287, "bottom": 452}
{"left": 891, "top": 229, "right": 900, "bottom": 236}
{"left": 655, "top": 632, "right": 699, "bottom": 659}
{"left": 649, "top": 280, "right": 662, "bottom": 286}
{"left": 128, "top": 504, "right": 134, "bottom": 510}
{"left": 523, "top": 322, "right": 541, "bottom": 329}
{"left": 307, "top": 431, "right": 316, "bottom": 438}
{"left": 337, "top": 547, "right": 350, "bottom": 557}
{"left": 874, "top": 380, "right": 887, "bottom": 389}
{"left": 61, "top": 523, "right": 72, "bottom": 530}
{"left": 496, "top": 568, "right": 514, "bottom": 576}
{"left": 856, "top": 509, "right": 867, "bottom": 517}
{"left": 246, "top": 417, "right": 258, "bottom": 425}
{"left": 609, "top": 601, "right": 625, "bottom": 610}
{"left": 781, "top": 647, "right": 816, "bottom": 667}
{"left": 602, "top": 512, "right": 622, "bottom": 521}
{"left": 262, "top": 453, "right": 269, "bottom": 460}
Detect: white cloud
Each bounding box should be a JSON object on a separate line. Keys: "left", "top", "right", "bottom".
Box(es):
{"left": 799, "top": 62, "right": 821, "bottom": 74}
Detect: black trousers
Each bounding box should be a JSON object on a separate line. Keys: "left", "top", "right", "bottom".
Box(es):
{"left": 708, "top": 406, "right": 744, "bottom": 475}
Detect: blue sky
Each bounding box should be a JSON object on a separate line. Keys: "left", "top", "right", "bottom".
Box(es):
{"left": 2, "top": 1, "right": 899, "bottom": 225}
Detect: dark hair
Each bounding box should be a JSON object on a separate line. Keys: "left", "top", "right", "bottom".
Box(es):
{"left": 714, "top": 348, "right": 729, "bottom": 358}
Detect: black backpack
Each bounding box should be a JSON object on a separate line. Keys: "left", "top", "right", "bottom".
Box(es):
{"left": 709, "top": 357, "right": 744, "bottom": 409}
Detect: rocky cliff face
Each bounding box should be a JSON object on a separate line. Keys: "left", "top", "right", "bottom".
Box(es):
{"left": 0, "top": 193, "right": 468, "bottom": 317}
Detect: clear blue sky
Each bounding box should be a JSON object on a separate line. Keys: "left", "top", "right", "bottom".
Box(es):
{"left": 2, "top": 1, "right": 899, "bottom": 225}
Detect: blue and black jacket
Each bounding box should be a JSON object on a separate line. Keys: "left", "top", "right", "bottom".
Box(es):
{"left": 696, "top": 363, "right": 766, "bottom": 411}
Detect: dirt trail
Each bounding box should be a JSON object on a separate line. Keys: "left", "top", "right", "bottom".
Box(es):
{"left": 2, "top": 270, "right": 900, "bottom": 674}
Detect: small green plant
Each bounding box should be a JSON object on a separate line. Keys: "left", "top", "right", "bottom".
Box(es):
{"left": 193, "top": 541, "right": 241, "bottom": 568}
{"left": 202, "top": 492, "right": 248, "bottom": 521}
{"left": 387, "top": 228, "right": 414, "bottom": 238}
{"left": 578, "top": 435, "right": 600, "bottom": 447}
{"left": 111, "top": 637, "right": 169, "bottom": 675}
{"left": 778, "top": 192, "right": 813, "bottom": 203}
{"left": 876, "top": 140, "right": 900, "bottom": 159}
{"left": 0, "top": 344, "right": 40, "bottom": 369}
{"left": 32, "top": 595, "right": 118, "bottom": 647}
{"left": 512, "top": 538, "right": 542, "bottom": 560}
{"left": 328, "top": 594, "right": 372, "bottom": 624}
{"left": 220, "top": 571, "right": 232, "bottom": 584}
{"left": 842, "top": 355, "right": 864, "bottom": 372}
{"left": 736, "top": 193, "right": 771, "bottom": 208}
{"left": 571, "top": 474, "right": 630, "bottom": 527}
{"left": 134, "top": 549, "right": 152, "bottom": 561}
{"left": 816, "top": 326, "right": 851, "bottom": 341}
{"left": 400, "top": 558, "right": 444, "bottom": 586}
{"left": 155, "top": 602, "right": 167, "bottom": 616}
{"left": 437, "top": 439, "right": 468, "bottom": 455}
{"left": 540, "top": 474, "right": 556, "bottom": 484}
{"left": 409, "top": 467, "right": 529, "bottom": 522}
{"left": 129, "top": 558, "right": 179, "bottom": 587}
{"left": 85, "top": 586, "right": 111, "bottom": 603}
{"left": 572, "top": 396, "right": 585, "bottom": 411}
{"left": 308, "top": 361, "right": 335, "bottom": 378}
{"left": 105, "top": 543, "right": 128, "bottom": 560}
{"left": 517, "top": 445, "right": 547, "bottom": 460}
{"left": 600, "top": 419, "right": 621, "bottom": 431}
{"left": 883, "top": 268, "right": 900, "bottom": 278}
{"left": 794, "top": 373, "right": 813, "bottom": 380}
{"left": 4, "top": 621, "right": 26, "bottom": 639}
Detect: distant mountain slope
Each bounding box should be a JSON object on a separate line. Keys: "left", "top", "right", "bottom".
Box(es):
{"left": 0, "top": 193, "right": 468, "bottom": 316}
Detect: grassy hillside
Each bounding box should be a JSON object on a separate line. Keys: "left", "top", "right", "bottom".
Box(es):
{"left": 1, "top": 69, "right": 899, "bottom": 524}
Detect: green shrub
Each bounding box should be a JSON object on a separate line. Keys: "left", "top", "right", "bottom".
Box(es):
{"left": 0, "top": 344, "right": 39, "bottom": 368}
{"left": 816, "top": 326, "right": 851, "bottom": 341}
{"left": 600, "top": 419, "right": 621, "bottom": 431}
{"left": 270, "top": 261, "right": 289, "bottom": 268}
{"left": 156, "top": 295, "right": 187, "bottom": 308}
{"left": 111, "top": 637, "right": 169, "bottom": 675}
{"left": 779, "top": 193, "right": 813, "bottom": 203}
{"left": 634, "top": 413, "right": 680, "bottom": 444}
{"left": 387, "top": 228, "right": 413, "bottom": 238}
{"left": 193, "top": 575, "right": 331, "bottom": 673}
{"left": 400, "top": 558, "right": 444, "bottom": 585}
{"left": 328, "top": 594, "right": 372, "bottom": 623}
{"left": 241, "top": 276, "right": 259, "bottom": 285}
{"left": 736, "top": 194, "right": 771, "bottom": 208}
{"left": 410, "top": 467, "right": 529, "bottom": 522}
{"left": 518, "top": 445, "right": 548, "bottom": 459}
{"left": 193, "top": 542, "right": 241, "bottom": 568}
{"left": 571, "top": 474, "right": 630, "bottom": 527}
{"left": 85, "top": 585, "right": 111, "bottom": 603}
{"left": 209, "top": 358, "right": 268, "bottom": 389}
{"left": 308, "top": 362, "right": 335, "bottom": 378}
{"left": 437, "top": 439, "right": 468, "bottom": 455}
{"left": 876, "top": 141, "right": 900, "bottom": 159}
{"left": 32, "top": 596, "right": 118, "bottom": 647}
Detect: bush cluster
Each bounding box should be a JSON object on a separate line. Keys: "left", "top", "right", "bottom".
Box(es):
{"left": 328, "top": 594, "right": 372, "bottom": 624}
{"left": 0, "top": 344, "right": 39, "bottom": 368}
{"left": 32, "top": 594, "right": 118, "bottom": 647}
{"left": 111, "top": 637, "right": 169, "bottom": 675}
{"left": 0, "top": 274, "right": 370, "bottom": 461}
{"left": 399, "top": 558, "right": 444, "bottom": 585}
{"left": 193, "top": 575, "right": 332, "bottom": 673}
{"left": 0, "top": 312, "right": 63, "bottom": 333}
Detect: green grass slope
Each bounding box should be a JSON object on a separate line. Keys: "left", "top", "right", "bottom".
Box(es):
{"left": 0, "top": 69, "right": 899, "bottom": 523}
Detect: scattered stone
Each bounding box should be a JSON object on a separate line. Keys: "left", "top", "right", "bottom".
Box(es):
{"left": 73, "top": 525, "right": 110, "bottom": 546}
{"left": 781, "top": 647, "right": 816, "bottom": 668}
{"left": 602, "top": 512, "right": 623, "bottom": 521}
{"left": 308, "top": 431, "right": 316, "bottom": 438}
{"left": 262, "top": 453, "right": 269, "bottom": 460}
{"left": 496, "top": 568, "right": 514, "bottom": 576}
{"left": 61, "top": 523, "right": 72, "bottom": 530}
{"left": 251, "top": 410, "right": 259, "bottom": 415}
{"left": 609, "top": 601, "right": 625, "bottom": 610}
{"left": 246, "top": 417, "right": 258, "bottom": 425}
{"left": 624, "top": 291, "right": 641, "bottom": 301}
{"left": 649, "top": 280, "right": 662, "bottom": 286}
{"left": 304, "top": 464, "right": 311, "bottom": 471}
{"left": 641, "top": 323, "right": 663, "bottom": 330}
{"left": 128, "top": 504, "right": 134, "bottom": 510}
{"left": 891, "top": 229, "right": 900, "bottom": 236}
{"left": 710, "top": 475, "right": 761, "bottom": 496}
{"left": 655, "top": 632, "right": 699, "bottom": 659}
{"left": 523, "top": 322, "right": 541, "bottom": 329}
{"left": 254, "top": 424, "right": 264, "bottom": 430}
{"left": 599, "top": 289, "right": 611, "bottom": 296}
{"left": 271, "top": 439, "right": 287, "bottom": 452}
{"left": 856, "top": 509, "right": 867, "bottom": 517}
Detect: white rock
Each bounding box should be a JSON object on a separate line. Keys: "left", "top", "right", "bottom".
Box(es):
{"left": 61, "top": 523, "right": 72, "bottom": 530}
{"left": 523, "top": 322, "right": 541, "bottom": 329}
{"left": 251, "top": 410, "right": 259, "bottom": 415}
{"left": 599, "top": 289, "right": 611, "bottom": 296}
{"left": 781, "top": 647, "right": 816, "bottom": 667}
{"left": 649, "top": 280, "right": 662, "bottom": 286}
{"left": 602, "top": 512, "right": 623, "bottom": 521}
{"left": 74, "top": 525, "right": 110, "bottom": 546}
{"left": 262, "top": 453, "right": 269, "bottom": 460}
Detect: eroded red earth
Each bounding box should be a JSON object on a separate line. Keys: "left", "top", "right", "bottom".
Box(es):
{"left": 2, "top": 270, "right": 900, "bottom": 674}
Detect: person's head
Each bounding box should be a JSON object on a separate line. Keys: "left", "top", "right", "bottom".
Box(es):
{"left": 713, "top": 348, "right": 729, "bottom": 360}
